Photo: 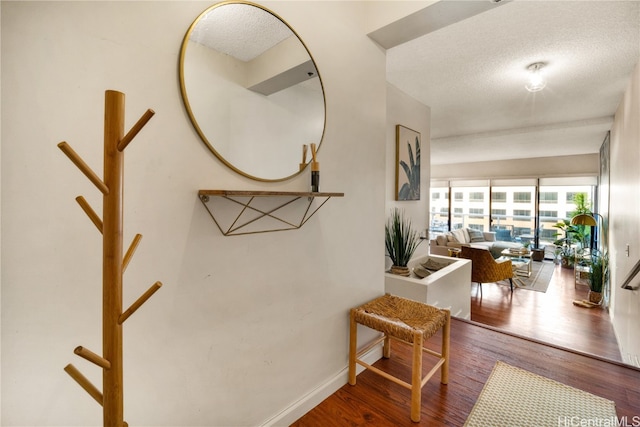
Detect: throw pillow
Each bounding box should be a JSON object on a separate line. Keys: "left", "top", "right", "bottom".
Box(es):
{"left": 468, "top": 228, "right": 485, "bottom": 243}
{"left": 451, "top": 228, "right": 467, "bottom": 243}
{"left": 436, "top": 235, "right": 448, "bottom": 246}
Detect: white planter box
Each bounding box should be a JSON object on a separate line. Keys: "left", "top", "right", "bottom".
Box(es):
{"left": 384, "top": 254, "right": 472, "bottom": 319}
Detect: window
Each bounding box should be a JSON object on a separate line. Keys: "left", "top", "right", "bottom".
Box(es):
{"left": 429, "top": 187, "right": 449, "bottom": 237}
{"left": 469, "top": 192, "right": 484, "bottom": 202}
{"left": 540, "top": 228, "right": 557, "bottom": 241}
{"left": 513, "top": 209, "right": 531, "bottom": 218}
{"left": 436, "top": 179, "right": 595, "bottom": 246}
{"left": 540, "top": 185, "right": 595, "bottom": 246}
{"left": 469, "top": 208, "right": 484, "bottom": 218}
{"left": 514, "top": 192, "right": 532, "bottom": 203}
{"left": 492, "top": 192, "right": 507, "bottom": 202}
{"left": 539, "top": 210, "right": 558, "bottom": 222}
{"left": 539, "top": 192, "right": 558, "bottom": 203}
{"left": 452, "top": 186, "right": 490, "bottom": 231}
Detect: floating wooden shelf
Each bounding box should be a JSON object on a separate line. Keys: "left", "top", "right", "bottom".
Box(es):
{"left": 198, "top": 190, "right": 344, "bottom": 236}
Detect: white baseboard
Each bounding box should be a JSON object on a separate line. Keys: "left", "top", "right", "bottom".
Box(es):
{"left": 260, "top": 342, "right": 383, "bottom": 427}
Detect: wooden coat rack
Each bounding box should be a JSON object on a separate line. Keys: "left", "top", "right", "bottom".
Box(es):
{"left": 59, "top": 90, "right": 162, "bottom": 427}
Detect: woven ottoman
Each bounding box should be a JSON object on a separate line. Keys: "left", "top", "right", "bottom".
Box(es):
{"left": 348, "top": 294, "right": 451, "bottom": 422}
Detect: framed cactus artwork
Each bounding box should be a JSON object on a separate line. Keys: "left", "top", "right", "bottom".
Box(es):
{"left": 395, "top": 125, "right": 421, "bottom": 201}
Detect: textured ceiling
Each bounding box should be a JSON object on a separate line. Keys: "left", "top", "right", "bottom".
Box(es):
{"left": 382, "top": 0, "right": 640, "bottom": 165}
{"left": 190, "top": 3, "right": 292, "bottom": 62}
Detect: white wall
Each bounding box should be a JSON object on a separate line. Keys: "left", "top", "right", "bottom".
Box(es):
{"left": 386, "top": 83, "right": 431, "bottom": 264}
{"left": 431, "top": 153, "right": 599, "bottom": 180}
{"left": 1, "top": 2, "right": 388, "bottom": 425}
{"left": 609, "top": 61, "right": 640, "bottom": 368}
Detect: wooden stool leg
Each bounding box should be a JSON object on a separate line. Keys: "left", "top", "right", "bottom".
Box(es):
{"left": 410, "top": 331, "right": 423, "bottom": 422}
{"left": 383, "top": 335, "right": 391, "bottom": 358}
{"left": 441, "top": 310, "right": 451, "bottom": 384}
{"left": 348, "top": 309, "right": 357, "bottom": 385}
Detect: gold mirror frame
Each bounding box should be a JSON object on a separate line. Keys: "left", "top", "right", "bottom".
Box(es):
{"left": 179, "top": 1, "right": 326, "bottom": 182}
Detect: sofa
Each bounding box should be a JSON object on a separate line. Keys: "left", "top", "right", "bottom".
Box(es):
{"left": 429, "top": 227, "right": 522, "bottom": 258}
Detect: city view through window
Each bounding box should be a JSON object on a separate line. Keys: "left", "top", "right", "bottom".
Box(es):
{"left": 430, "top": 184, "right": 596, "bottom": 248}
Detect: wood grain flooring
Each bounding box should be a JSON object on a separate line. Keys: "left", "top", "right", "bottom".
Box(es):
{"left": 471, "top": 261, "right": 622, "bottom": 361}
{"left": 292, "top": 262, "right": 639, "bottom": 426}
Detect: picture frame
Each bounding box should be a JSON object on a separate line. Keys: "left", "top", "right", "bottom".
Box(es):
{"left": 395, "top": 125, "right": 421, "bottom": 201}
{"left": 598, "top": 131, "right": 610, "bottom": 250}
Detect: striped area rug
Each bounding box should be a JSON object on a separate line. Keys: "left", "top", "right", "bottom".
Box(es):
{"left": 500, "top": 260, "right": 556, "bottom": 292}
{"left": 464, "top": 361, "right": 617, "bottom": 427}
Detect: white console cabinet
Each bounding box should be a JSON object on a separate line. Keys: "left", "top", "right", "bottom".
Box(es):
{"left": 384, "top": 254, "right": 472, "bottom": 319}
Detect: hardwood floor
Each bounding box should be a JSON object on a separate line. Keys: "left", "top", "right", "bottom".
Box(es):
{"left": 291, "top": 261, "right": 639, "bottom": 426}
{"left": 470, "top": 261, "right": 622, "bottom": 362}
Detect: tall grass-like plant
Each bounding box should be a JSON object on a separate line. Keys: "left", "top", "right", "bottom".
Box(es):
{"left": 589, "top": 249, "right": 608, "bottom": 294}
{"left": 385, "top": 208, "right": 421, "bottom": 270}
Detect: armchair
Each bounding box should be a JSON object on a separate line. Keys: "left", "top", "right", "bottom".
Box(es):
{"left": 460, "top": 246, "right": 515, "bottom": 292}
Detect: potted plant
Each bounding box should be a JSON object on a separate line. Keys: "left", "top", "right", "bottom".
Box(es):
{"left": 385, "top": 208, "right": 421, "bottom": 276}
{"left": 587, "top": 249, "right": 608, "bottom": 304}
{"left": 553, "top": 193, "right": 597, "bottom": 267}
{"left": 552, "top": 219, "right": 578, "bottom": 268}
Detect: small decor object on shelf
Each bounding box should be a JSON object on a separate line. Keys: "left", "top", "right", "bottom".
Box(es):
{"left": 300, "top": 144, "right": 308, "bottom": 172}
{"left": 310, "top": 143, "right": 319, "bottom": 192}
{"left": 385, "top": 208, "right": 421, "bottom": 276}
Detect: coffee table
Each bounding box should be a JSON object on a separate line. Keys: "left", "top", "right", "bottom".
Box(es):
{"left": 499, "top": 249, "right": 532, "bottom": 287}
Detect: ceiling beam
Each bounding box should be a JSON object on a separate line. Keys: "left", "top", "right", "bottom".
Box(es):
{"left": 432, "top": 116, "right": 614, "bottom": 143}
{"left": 368, "top": 0, "right": 512, "bottom": 50}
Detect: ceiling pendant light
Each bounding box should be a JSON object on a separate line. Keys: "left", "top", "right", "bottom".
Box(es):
{"left": 525, "top": 62, "right": 547, "bottom": 92}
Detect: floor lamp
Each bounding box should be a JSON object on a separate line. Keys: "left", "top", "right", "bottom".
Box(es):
{"left": 570, "top": 213, "right": 598, "bottom": 251}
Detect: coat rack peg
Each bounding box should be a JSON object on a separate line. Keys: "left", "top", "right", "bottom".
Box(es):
{"left": 74, "top": 346, "right": 111, "bottom": 370}
{"left": 64, "top": 364, "right": 103, "bottom": 406}
{"left": 122, "top": 234, "right": 143, "bottom": 271}
{"left": 117, "top": 109, "right": 155, "bottom": 152}
{"left": 119, "top": 281, "right": 162, "bottom": 324}
{"left": 57, "top": 142, "right": 109, "bottom": 195}
{"left": 75, "top": 196, "right": 103, "bottom": 233}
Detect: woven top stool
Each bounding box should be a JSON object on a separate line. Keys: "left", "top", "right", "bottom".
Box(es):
{"left": 348, "top": 294, "right": 451, "bottom": 422}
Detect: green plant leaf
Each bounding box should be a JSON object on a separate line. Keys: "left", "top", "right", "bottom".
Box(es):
{"left": 385, "top": 208, "right": 421, "bottom": 267}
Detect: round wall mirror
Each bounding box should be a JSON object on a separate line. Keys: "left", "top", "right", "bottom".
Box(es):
{"left": 179, "top": 1, "right": 326, "bottom": 182}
